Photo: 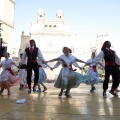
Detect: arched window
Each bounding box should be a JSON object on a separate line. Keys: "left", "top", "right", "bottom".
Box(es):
{"left": 44, "top": 25, "right": 48, "bottom": 30}
{"left": 53, "top": 25, "right": 57, "bottom": 30}
{"left": 49, "top": 25, "right": 52, "bottom": 30}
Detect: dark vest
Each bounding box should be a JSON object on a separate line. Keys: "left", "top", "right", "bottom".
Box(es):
{"left": 25, "top": 47, "right": 38, "bottom": 61}
{"left": 103, "top": 49, "right": 115, "bottom": 62}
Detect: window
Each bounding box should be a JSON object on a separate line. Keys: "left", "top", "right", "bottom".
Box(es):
{"left": 53, "top": 25, "right": 57, "bottom": 30}
{"left": 49, "top": 25, "right": 52, "bottom": 30}
{"left": 44, "top": 25, "right": 48, "bottom": 30}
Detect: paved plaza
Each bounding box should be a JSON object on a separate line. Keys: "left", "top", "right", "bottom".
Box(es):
{"left": 0, "top": 83, "right": 120, "bottom": 120}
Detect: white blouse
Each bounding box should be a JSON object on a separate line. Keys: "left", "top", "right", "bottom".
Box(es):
{"left": 1, "top": 58, "right": 17, "bottom": 70}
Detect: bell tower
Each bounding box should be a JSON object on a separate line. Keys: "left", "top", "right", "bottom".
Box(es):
{"left": 56, "top": 10, "right": 64, "bottom": 22}
{"left": 37, "top": 9, "right": 45, "bottom": 21}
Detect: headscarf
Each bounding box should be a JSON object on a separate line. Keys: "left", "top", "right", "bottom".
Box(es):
{"left": 101, "top": 41, "right": 109, "bottom": 51}
{"left": 68, "top": 48, "right": 72, "bottom": 53}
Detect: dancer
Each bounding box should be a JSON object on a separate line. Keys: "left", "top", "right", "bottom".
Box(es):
{"left": 37, "top": 60, "right": 47, "bottom": 92}
{"left": 92, "top": 41, "right": 120, "bottom": 97}
{"left": 18, "top": 53, "right": 27, "bottom": 90}
{"left": 21, "top": 39, "right": 46, "bottom": 94}
{"left": 47, "top": 47, "right": 87, "bottom": 98}
{"left": 82, "top": 51, "right": 104, "bottom": 92}
{"left": 0, "top": 52, "right": 21, "bottom": 95}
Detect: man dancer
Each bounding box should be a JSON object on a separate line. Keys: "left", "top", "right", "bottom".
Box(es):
{"left": 92, "top": 41, "right": 120, "bottom": 97}
{"left": 21, "top": 39, "right": 45, "bottom": 94}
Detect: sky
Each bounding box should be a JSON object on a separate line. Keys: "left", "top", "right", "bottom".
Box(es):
{"left": 14, "top": 0, "right": 120, "bottom": 48}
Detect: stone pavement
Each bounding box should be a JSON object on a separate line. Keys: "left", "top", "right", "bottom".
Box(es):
{"left": 0, "top": 83, "right": 120, "bottom": 120}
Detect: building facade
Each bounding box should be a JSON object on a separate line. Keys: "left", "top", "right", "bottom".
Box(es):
{"left": 0, "top": 0, "right": 15, "bottom": 55}
{"left": 20, "top": 9, "right": 78, "bottom": 79}
{"left": 20, "top": 9, "right": 105, "bottom": 79}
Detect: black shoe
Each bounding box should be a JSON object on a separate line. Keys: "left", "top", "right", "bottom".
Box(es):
{"left": 109, "top": 91, "right": 117, "bottom": 96}
{"left": 103, "top": 92, "right": 107, "bottom": 98}
{"left": 90, "top": 87, "right": 96, "bottom": 92}
{"left": 28, "top": 89, "right": 31, "bottom": 94}
{"left": 33, "top": 87, "right": 36, "bottom": 92}
{"left": 58, "top": 92, "right": 62, "bottom": 98}
{"left": 65, "top": 92, "right": 71, "bottom": 98}
{"left": 42, "top": 87, "right": 47, "bottom": 92}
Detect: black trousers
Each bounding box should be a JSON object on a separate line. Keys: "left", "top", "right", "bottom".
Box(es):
{"left": 103, "top": 66, "right": 119, "bottom": 90}
{"left": 27, "top": 62, "right": 39, "bottom": 85}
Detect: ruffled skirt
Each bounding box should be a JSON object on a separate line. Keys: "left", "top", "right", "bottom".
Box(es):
{"left": 85, "top": 71, "right": 99, "bottom": 85}
{"left": 38, "top": 67, "right": 47, "bottom": 83}
{"left": 54, "top": 69, "right": 88, "bottom": 90}
{"left": 0, "top": 70, "right": 22, "bottom": 89}
{"left": 18, "top": 69, "right": 27, "bottom": 85}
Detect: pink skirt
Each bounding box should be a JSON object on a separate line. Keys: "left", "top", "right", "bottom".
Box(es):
{"left": 0, "top": 74, "right": 22, "bottom": 89}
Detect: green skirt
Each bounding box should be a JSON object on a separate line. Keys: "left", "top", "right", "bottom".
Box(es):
{"left": 54, "top": 70, "right": 88, "bottom": 90}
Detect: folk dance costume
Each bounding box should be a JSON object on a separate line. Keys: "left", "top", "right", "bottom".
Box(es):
{"left": 83, "top": 58, "right": 103, "bottom": 92}
{"left": 37, "top": 60, "right": 47, "bottom": 92}
{"left": 18, "top": 64, "right": 27, "bottom": 90}
{"left": 53, "top": 54, "right": 88, "bottom": 98}
{"left": 18, "top": 53, "right": 27, "bottom": 90}
{"left": 0, "top": 58, "right": 21, "bottom": 95}
{"left": 93, "top": 41, "right": 120, "bottom": 97}
{"left": 21, "top": 39, "right": 45, "bottom": 94}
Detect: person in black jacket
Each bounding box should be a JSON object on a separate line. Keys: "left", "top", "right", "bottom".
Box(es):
{"left": 21, "top": 39, "right": 46, "bottom": 94}
{"left": 92, "top": 41, "right": 120, "bottom": 97}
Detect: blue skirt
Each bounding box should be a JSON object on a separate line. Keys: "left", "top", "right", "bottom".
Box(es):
{"left": 54, "top": 70, "right": 88, "bottom": 90}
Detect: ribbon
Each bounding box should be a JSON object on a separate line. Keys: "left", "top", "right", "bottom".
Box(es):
{"left": 8, "top": 67, "right": 14, "bottom": 76}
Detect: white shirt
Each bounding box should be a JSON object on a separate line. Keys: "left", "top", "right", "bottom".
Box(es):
{"left": 21, "top": 46, "right": 45, "bottom": 64}
{"left": 53, "top": 53, "right": 79, "bottom": 68}
{"left": 92, "top": 49, "right": 120, "bottom": 65}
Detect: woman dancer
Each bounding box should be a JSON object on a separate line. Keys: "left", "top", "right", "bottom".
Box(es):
{"left": 0, "top": 52, "right": 21, "bottom": 95}
{"left": 83, "top": 51, "right": 104, "bottom": 92}
{"left": 18, "top": 53, "right": 27, "bottom": 90}
{"left": 47, "top": 47, "right": 87, "bottom": 98}
{"left": 37, "top": 60, "right": 47, "bottom": 92}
